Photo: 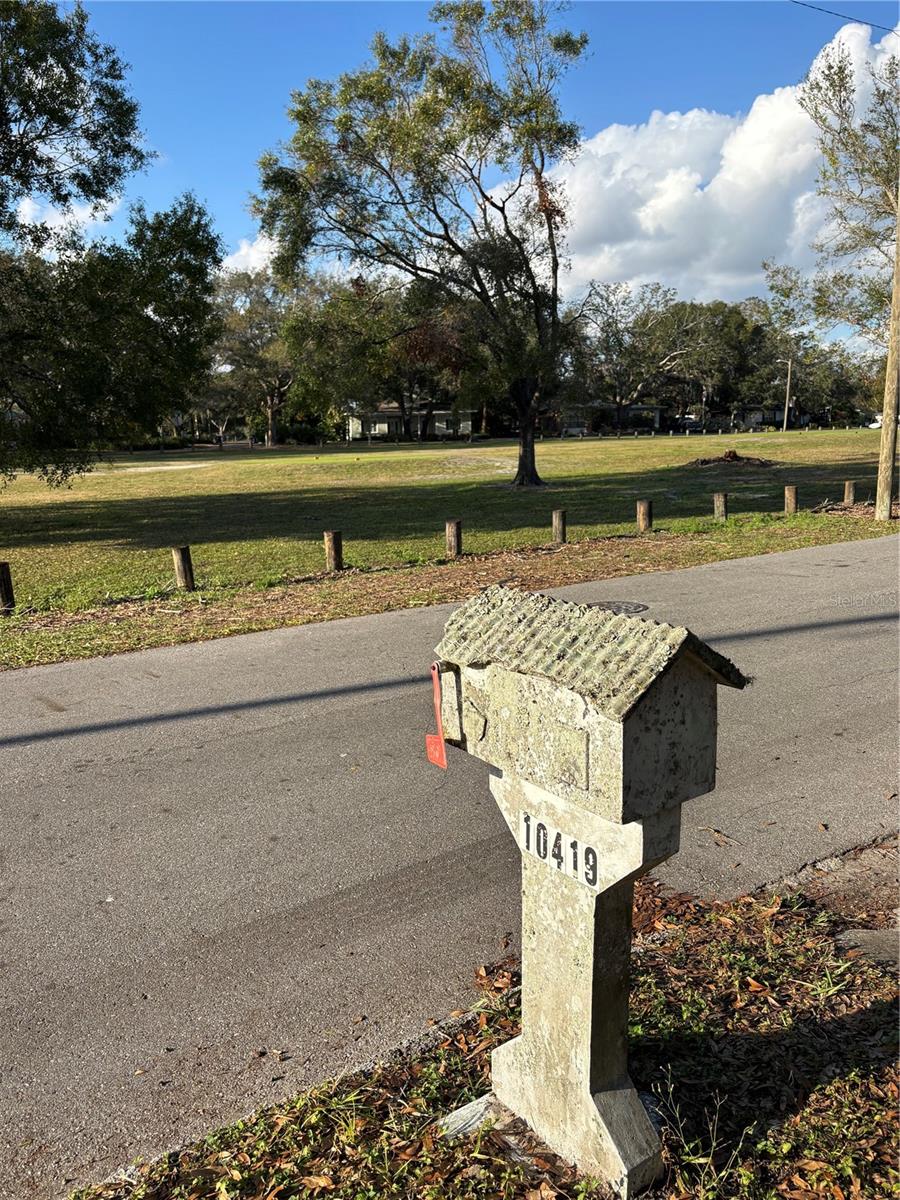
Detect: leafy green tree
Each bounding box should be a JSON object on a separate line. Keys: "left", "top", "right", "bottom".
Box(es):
{"left": 285, "top": 276, "right": 487, "bottom": 442}
{"left": 682, "top": 302, "right": 772, "bottom": 422}
{"left": 765, "top": 41, "right": 898, "bottom": 516}
{"left": 254, "top": 0, "right": 588, "bottom": 485}
{"left": 193, "top": 365, "right": 249, "bottom": 446}
{"left": 0, "top": 0, "right": 149, "bottom": 248}
{"left": 0, "top": 3, "right": 221, "bottom": 482}
{"left": 802, "top": 44, "right": 897, "bottom": 342}
{"left": 211, "top": 267, "right": 306, "bottom": 447}
{"left": 386, "top": 282, "right": 479, "bottom": 441}
{"left": 282, "top": 277, "right": 378, "bottom": 438}
{"left": 579, "top": 283, "right": 701, "bottom": 424}
{"left": 0, "top": 195, "right": 223, "bottom": 482}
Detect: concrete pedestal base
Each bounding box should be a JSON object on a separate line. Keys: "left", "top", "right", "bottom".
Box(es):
{"left": 492, "top": 1039, "right": 661, "bottom": 1197}
{"left": 438, "top": 1086, "right": 661, "bottom": 1198}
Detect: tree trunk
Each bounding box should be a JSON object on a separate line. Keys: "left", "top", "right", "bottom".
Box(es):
{"left": 266, "top": 397, "right": 276, "bottom": 448}
{"left": 418, "top": 400, "right": 436, "bottom": 442}
{"left": 511, "top": 378, "right": 543, "bottom": 487}
{"left": 480, "top": 399, "right": 489, "bottom": 436}
{"left": 397, "top": 389, "right": 413, "bottom": 441}
{"left": 875, "top": 200, "right": 899, "bottom": 521}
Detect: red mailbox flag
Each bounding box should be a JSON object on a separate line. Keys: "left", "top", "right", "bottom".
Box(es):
{"left": 425, "top": 661, "right": 448, "bottom": 769}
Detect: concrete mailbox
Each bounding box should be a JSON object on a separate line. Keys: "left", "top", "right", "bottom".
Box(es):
{"left": 429, "top": 585, "right": 748, "bottom": 1197}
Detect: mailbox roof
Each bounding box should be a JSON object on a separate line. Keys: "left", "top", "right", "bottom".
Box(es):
{"left": 435, "top": 586, "right": 749, "bottom": 722}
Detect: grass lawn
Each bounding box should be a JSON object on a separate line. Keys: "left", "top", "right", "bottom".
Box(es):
{"left": 70, "top": 879, "right": 898, "bottom": 1200}
{"left": 1, "top": 429, "right": 896, "bottom": 669}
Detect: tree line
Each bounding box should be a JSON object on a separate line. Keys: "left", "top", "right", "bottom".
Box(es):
{"left": 198, "top": 266, "right": 881, "bottom": 451}
{"left": 1, "top": 0, "right": 896, "bottom": 508}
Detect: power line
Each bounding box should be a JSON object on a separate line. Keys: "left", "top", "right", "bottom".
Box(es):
{"left": 788, "top": 0, "right": 899, "bottom": 36}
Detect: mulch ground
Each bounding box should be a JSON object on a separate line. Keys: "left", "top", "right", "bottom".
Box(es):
{"left": 73, "top": 845, "right": 898, "bottom": 1200}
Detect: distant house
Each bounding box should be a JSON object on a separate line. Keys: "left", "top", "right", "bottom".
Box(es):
{"left": 739, "top": 404, "right": 780, "bottom": 427}
{"left": 578, "top": 401, "right": 662, "bottom": 431}
{"left": 347, "top": 402, "right": 477, "bottom": 440}
{"left": 720, "top": 403, "right": 785, "bottom": 429}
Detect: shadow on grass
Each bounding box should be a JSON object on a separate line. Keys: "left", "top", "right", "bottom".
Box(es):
{"left": 0, "top": 456, "right": 883, "bottom": 551}
{"left": 632, "top": 994, "right": 897, "bottom": 1149}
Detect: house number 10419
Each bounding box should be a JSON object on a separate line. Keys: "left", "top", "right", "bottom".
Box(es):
{"left": 520, "top": 811, "right": 600, "bottom": 890}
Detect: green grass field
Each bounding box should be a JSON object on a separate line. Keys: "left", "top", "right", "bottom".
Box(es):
{"left": 0, "top": 429, "right": 888, "bottom": 609}
{"left": 0, "top": 429, "right": 895, "bottom": 668}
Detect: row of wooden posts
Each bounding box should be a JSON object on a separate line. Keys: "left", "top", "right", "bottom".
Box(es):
{"left": 0, "top": 481, "right": 855, "bottom": 613}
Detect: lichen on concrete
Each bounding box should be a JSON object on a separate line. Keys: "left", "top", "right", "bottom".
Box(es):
{"left": 435, "top": 585, "right": 748, "bottom": 723}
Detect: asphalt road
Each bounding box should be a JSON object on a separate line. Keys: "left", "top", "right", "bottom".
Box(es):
{"left": 2, "top": 536, "right": 898, "bottom": 1198}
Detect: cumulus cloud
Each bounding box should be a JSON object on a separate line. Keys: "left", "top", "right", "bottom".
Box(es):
{"left": 556, "top": 21, "right": 897, "bottom": 301}
{"left": 222, "top": 232, "right": 276, "bottom": 273}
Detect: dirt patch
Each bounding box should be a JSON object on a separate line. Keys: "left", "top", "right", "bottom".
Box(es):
{"left": 777, "top": 835, "right": 899, "bottom": 929}
{"left": 112, "top": 463, "right": 210, "bottom": 474}
{"left": 687, "top": 449, "right": 776, "bottom": 468}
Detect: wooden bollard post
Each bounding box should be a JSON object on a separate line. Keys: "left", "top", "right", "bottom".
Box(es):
{"left": 784, "top": 485, "right": 798, "bottom": 515}
{"left": 445, "top": 519, "right": 463, "bottom": 558}
{"left": 713, "top": 492, "right": 728, "bottom": 521}
{"left": 636, "top": 499, "right": 653, "bottom": 532}
{"left": 843, "top": 480, "right": 855, "bottom": 506}
{"left": 0, "top": 562, "right": 14, "bottom": 615}
{"left": 552, "top": 509, "right": 567, "bottom": 544}
{"left": 172, "top": 546, "right": 196, "bottom": 591}
{"left": 324, "top": 530, "right": 343, "bottom": 572}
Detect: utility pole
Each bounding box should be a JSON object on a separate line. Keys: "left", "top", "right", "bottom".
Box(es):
{"left": 781, "top": 356, "right": 793, "bottom": 433}
{"left": 875, "top": 190, "right": 899, "bottom": 522}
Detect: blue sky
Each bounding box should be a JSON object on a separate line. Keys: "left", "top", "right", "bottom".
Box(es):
{"left": 77, "top": 1, "right": 898, "bottom": 300}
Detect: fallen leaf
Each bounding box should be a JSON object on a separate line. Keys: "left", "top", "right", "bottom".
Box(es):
{"left": 300, "top": 1176, "right": 335, "bottom": 1191}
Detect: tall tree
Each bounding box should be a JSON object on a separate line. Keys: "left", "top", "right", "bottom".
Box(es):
{"left": 254, "top": 0, "right": 588, "bottom": 485}
{"left": 0, "top": 1, "right": 219, "bottom": 484}
{"left": 285, "top": 277, "right": 481, "bottom": 442}
{"left": 580, "top": 283, "right": 699, "bottom": 424}
{"left": 0, "top": 0, "right": 149, "bottom": 248}
{"left": 1, "top": 195, "right": 223, "bottom": 482}
{"left": 212, "top": 267, "right": 300, "bottom": 448}
{"left": 766, "top": 41, "right": 898, "bottom": 518}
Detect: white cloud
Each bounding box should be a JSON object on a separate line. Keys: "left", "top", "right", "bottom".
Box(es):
{"left": 556, "top": 21, "right": 898, "bottom": 301}
{"left": 222, "top": 233, "right": 276, "bottom": 273}
{"left": 17, "top": 196, "right": 120, "bottom": 240}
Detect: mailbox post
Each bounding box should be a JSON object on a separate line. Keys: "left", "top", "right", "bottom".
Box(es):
{"left": 429, "top": 586, "right": 748, "bottom": 1197}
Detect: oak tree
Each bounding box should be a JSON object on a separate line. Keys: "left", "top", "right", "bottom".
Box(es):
{"left": 254, "top": 0, "right": 588, "bottom": 485}
{"left": 0, "top": 0, "right": 149, "bottom": 248}
{"left": 0, "top": 196, "right": 222, "bottom": 482}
